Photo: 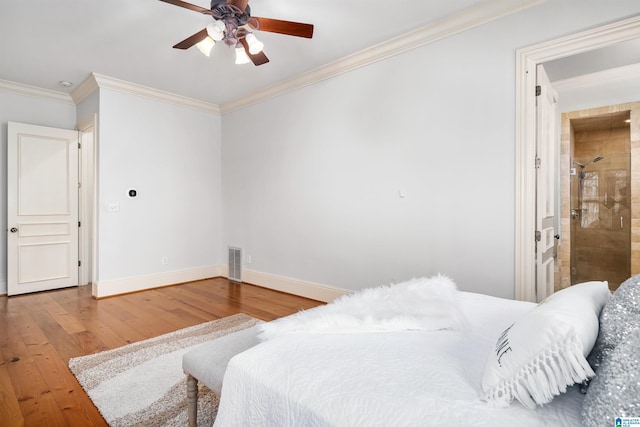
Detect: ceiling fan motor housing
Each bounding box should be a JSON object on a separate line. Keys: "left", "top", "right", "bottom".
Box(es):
{"left": 210, "top": 2, "right": 252, "bottom": 41}
{"left": 211, "top": 1, "right": 250, "bottom": 19}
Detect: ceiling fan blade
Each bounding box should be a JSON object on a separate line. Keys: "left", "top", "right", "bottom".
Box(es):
{"left": 227, "top": 0, "right": 249, "bottom": 13}
{"left": 158, "top": 0, "right": 211, "bottom": 14}
{"left": 173, "top": 28, "right": 208, "bottom": 49}
{"left": 240, "top": 38, "right": 270, "bottom": 66}
{"left": 252, "top": 17, "right": 314, "bottom": 38}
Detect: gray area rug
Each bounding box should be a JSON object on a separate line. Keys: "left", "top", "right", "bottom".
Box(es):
{"left": 69, "top": 313, "right": 261, "bottom": 426}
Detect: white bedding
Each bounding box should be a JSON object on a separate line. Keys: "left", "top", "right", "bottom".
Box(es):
{"left": 214, "top": 292, "right": 585, "bottom": 426}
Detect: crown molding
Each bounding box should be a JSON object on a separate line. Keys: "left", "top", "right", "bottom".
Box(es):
{"left": 221, "top": 0, "right": 550, "bottom": 114}
{"left": 75, "top": 73, "right": 220, "bottom": 114}
{"left": 1, "top": 73, "right": 220, "bottom": 115}
{"left": 70, "top": 73, "right": 99, "bottom": 105}
{"left": 0, "top": 79, "right": 74, "bottom": 104}
{"left": 552, "top": 62, "right": 640, "bottom": 92}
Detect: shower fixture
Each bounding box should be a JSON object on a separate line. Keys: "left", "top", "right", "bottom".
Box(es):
{"left": 573, "top": 156, "right": 604, "bottom": 179}
{"left": 572, "top": 156, "right": 604, "bottom": 219}
{"left": 573, "top": 156, "right": 604, "bottom": 168}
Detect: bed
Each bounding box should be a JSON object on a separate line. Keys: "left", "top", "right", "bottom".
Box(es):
{"left": 212, "top": 275, "right": 639, "bottom": 427}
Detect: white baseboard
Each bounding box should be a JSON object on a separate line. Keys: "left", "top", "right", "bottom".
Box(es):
{"left": 92, "top": 265, "right": 223, "bottom": 298}
{"left": 4, "top": 267, "right": 346, "bottom": 302}
{"left": 238, "top": 268, "right": 348, "bottom": 303}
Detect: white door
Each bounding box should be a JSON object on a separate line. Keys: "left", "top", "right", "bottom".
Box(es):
{"left": 535, "top": 65, "right": 558, "bottom": 302}
{"left": 7, "top": 122, "right": 79, "bottom": 296}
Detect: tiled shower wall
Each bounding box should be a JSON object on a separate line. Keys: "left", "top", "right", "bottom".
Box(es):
{"left": 557, "top": 102, "right": 640, "bottom": 292}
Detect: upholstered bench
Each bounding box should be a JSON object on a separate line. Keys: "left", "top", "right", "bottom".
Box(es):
{"left": 182, "top": 325, "right": 261, "bottom": 427}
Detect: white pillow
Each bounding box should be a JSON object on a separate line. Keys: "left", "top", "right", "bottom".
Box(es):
{"left": 481, "top": 281, "right": 611, "bottom": 409}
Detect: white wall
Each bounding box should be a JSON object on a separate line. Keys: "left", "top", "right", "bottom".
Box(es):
{"left": 0, "top": 90, "right": 76, "bottom": 294}
{"left": 77, "top": 89, "right": 99, "bottom": 127}
{"left": 96, "top": 89, "right": 222, "bottom": 292}
{"left": 2, "top": 3, "right": 640, "bottom": 300}
{"left": 222, "top": 2, "right": 640, "bottom": 299}
{"left": 1, "top": 85, "right": 222, "bottom": 297}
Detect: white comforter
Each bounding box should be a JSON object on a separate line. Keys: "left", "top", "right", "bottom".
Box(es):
{"left": 214, "top": 292, "right": 584, "bottom": 426}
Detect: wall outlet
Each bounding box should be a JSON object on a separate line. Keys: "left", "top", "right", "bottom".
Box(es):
{"left": 246, "top": 255, "right": 252, "bottom": 264}
{"left": 162, "top": 257, "right": 168, "bottom": 265}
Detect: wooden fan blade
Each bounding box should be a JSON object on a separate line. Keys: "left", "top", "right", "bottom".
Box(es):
{"left": 173, "top": 28, "right": 208, "bottom": 49}
{"left": 158, "top": 0, "right": 211, "bottom": 14}
{"left": 240, "top": 38, "right": 270, "bottom": 66}
{"left": 252, "top": 17, "right": 314, "bottom": 38}
{"left": 227, "top": 0, "right": 249, "bottom": 13}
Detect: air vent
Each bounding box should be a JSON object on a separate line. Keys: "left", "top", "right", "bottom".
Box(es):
{"left": 228, "top": 247, "right": 242, "bottom": 282}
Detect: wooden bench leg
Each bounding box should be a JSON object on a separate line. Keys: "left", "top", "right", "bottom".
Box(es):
{"left": 187, "top": 374, "right": 198, "bottom": 427}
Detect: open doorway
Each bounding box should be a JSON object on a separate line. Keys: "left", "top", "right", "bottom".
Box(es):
{"left": 557, "top": 104, "right": 639, "bottom": 292}
{"left": 515, "top": 15, "right": 640, "bottom": 302}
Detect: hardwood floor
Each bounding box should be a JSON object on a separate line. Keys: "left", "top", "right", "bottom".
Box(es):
{"left": 0, "top": 278, "right": 323, "bottom": 426}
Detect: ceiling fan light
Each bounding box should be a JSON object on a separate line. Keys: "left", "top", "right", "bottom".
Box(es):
{"left": 245, "top": 33, "right": 264, "bottom": 55}
{"left": 196, "top": 36, "right": 215, "bottom": 56}
{"left": 235, "top": 46, "right": 251, "bottom": 64}
{"left": 214, "top": 20, "right": 226, "bottom": 33}
{"left": 207, "top": 21, "right": 225, "bottom": 42}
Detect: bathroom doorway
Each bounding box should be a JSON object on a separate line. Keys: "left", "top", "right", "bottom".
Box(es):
{"left": 559, "top": 102, "right": 639, "bottom": 291}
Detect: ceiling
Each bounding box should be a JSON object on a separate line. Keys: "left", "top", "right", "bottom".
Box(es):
{"left": 0, "top": 0, "right": 490, "bottom": 106}
{"left": 543, "top": 37, "right": 640, "bottom": 82}
{"left": 571, "top": 111, "right": 631, "bottom": 132}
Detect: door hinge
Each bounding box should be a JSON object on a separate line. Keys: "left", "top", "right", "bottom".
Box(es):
{"left": 535, "top": 85, "right": 541, "bottom": 96}
{"left": 78, "top": 260, "right": 82, "bottom": 267}
{"left": 78, "top": 182, "right": 81, "bottom": 189}
{"left": 535, "top": 231, "right": 542, "bottom": 242}
{"left": 78, "top": 221, "right": 81, "bottom": 227}
{"left": 78, "top": 142, "right": 81, "bottom": 149}
{"left": 535, "top": 156, "right": 541, "bottom": 169}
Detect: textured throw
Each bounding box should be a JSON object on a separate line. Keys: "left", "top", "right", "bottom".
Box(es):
{"left": 259, "top": 275, "right": 467, "bottom": 340}
{"left": 69, "top": 313, "right": 260, "bottom": 427}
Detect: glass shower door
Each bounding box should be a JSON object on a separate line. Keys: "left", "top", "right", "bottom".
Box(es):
{"left": 570, "top": 155, "right": 630, "bottom": 290}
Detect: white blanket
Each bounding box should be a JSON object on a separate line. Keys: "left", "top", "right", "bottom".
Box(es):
{"left": 258, "top": 275, "right": 468, "bottom": 340}
{"left": 214, "top": 292, "right": 584, "bottom": 426}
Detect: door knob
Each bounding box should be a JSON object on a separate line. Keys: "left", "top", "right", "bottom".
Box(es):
{"left": 10, "top": 227, "right": 17, "bottom": 233}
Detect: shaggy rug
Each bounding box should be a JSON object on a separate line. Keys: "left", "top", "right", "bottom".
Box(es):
{"left": 69, "top": 313, "right": 260, "bottom": 426}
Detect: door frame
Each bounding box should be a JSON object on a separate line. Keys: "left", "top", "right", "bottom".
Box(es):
{"left": 77, "top": 116, "right": 97, "bottom": 286}
{"left": 515, "top": 14, "right": 640, "bottom": 301}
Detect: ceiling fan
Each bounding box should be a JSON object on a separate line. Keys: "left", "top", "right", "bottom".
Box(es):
{"left": 159, "top": 0, "right": 314, "bottom": 66}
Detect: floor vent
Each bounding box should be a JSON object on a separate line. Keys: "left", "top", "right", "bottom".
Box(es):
{"left": 228, "top": 247, "right": 242, "bottom": 282}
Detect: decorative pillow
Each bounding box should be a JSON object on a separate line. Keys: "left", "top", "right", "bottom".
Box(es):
{"left": 481, "top": 281, "right": 611, "bottom": 409}
{"left": 587, "top": 274, "right": 640, "bottom": 370}
{"left": 581, "top": 328, "right": 640, "bottom": 426}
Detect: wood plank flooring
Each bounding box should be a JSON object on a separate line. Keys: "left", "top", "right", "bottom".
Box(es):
{"left": 0, "top": 278, "right": 323, "bottom": 426}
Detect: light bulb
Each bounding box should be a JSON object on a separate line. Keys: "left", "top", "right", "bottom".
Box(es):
{"left": 214, "top": 20, "right": 226, "bottom": 33}
{"left": 235, "top": 46, "right": 251, "bottom": 64}
{"left": 207, "top": 21, "right": 225, "bottom": 42}
{"left": 245, "top": 33, "right": 264, "bottom": 55}
{"left": 196, "top": 36, "right": 215, "bottom": 56}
